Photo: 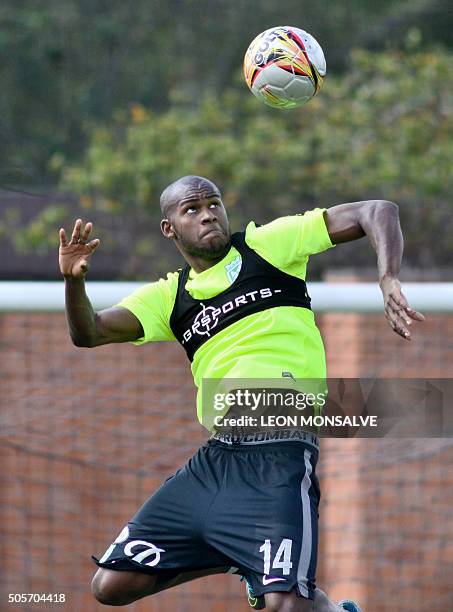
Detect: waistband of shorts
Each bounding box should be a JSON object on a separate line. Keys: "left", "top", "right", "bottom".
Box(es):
{"left": 209, "top": 429, "right": 319, "bottom": 451}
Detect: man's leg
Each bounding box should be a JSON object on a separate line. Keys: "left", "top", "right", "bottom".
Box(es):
{"left": 265, "top": 588, "right": 351, "bottom": 612}
{"left": 265, "top": 591, "right": 314, "bottom": 612}
{"left": 91, "top": 443, "right": 236, "bottom": 605}
{"left": 92, "top": 565, "right": 228, "bottom": 606}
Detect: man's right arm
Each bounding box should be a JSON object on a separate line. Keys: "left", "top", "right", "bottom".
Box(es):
{"left": 64, "top": 278, "right": 143, "bottom": 347}
{"left": 60, "top": 219, "right": 143, "bottom": 348}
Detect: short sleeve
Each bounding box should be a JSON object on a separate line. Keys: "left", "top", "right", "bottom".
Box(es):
{"left": 245, "top": 208, "right": 334, "bottom": 278}
{"left": 116, "top": 272, "right": 179, "bottom": 344}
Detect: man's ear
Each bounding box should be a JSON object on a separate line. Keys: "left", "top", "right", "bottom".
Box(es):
{"left": 161, "top": 218, "right": 176, "bottom": 239}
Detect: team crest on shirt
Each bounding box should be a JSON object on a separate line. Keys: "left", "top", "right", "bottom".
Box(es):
{"left": 225, "top": 255, "right": 242, "bottom": 284}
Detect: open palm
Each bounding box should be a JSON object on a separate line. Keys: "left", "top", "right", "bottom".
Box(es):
{"left": 59, "top": 219, "right": 100, "bottom": 278}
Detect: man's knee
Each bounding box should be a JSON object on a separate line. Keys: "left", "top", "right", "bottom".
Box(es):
{"left": 265, "top": 590, "right": 314, "bottom": 612}
{"left": 91, "top": 568, "right": 157, "bottom": 606}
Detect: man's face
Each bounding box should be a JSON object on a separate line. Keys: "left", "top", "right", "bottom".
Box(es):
{"left": 162, "top": 188, "right": 231, "bottom": 261}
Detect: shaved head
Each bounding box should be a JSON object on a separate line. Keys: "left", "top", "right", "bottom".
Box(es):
{"left": 160, "top": 175, "right": 221, "bottom": 218}
{"left": 159, "top": 175, "right": 230, "bottom": 271}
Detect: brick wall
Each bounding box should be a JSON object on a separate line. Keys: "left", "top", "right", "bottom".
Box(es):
{"left": 320, "top": 311, "right": 453, "bottom": 611}
{"left": 1, "top": 311, "right": 452, "bottom": 612}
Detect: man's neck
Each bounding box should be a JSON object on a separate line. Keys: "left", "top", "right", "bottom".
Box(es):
{"left": 178, "top": 241, "right": 232, "bottom": 274}
{"left": 185, "top": 252, "right": 227, "bottom": 274}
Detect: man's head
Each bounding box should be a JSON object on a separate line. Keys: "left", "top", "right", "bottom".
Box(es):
{"left": 160, "top": 176, "right": 231, "bottom": 270}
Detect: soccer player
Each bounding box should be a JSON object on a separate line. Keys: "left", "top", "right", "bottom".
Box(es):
{"left": 59, "top": 175, "right": 424, "bottom": 612}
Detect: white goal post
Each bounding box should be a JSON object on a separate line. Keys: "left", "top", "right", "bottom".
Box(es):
{"left": 0, "top": 282, "right": 452, "bottom": 312}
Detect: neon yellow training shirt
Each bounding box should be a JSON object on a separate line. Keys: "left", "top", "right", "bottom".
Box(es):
{"left": 117, "top": 209, "right": 334, "bottom": 423}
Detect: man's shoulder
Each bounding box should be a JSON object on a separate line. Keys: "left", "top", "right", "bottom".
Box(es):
{"left": 123, "top": 271, "right": 180, "bottom": 304}
{"left": 244, "top": 215, "right": 307, "bottom": 251}
{"left": 242, "top": 209, "right": 332, "bottom": 274}
{"left": 245, "top": 210, "right": 324, "bottom": 234}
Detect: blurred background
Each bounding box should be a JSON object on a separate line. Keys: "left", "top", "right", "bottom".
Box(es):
{"left": 0, "top": 0, "right": 452, "bottom": 280}
{"left": 1, "top": 1, "right": 452, "bottom": 611}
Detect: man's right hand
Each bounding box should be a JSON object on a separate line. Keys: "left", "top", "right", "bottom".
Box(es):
{"left": 59, "top": 219, "right": 100, "bottom": 278}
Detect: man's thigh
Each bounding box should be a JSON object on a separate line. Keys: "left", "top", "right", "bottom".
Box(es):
{"left": 92, "top": 445, "right": 233, "bottom": 577}
{"left": 265, "top": 589, "right": 342, "bottom": 612}
{"left": 266, "top": 590, "right": 314, "bottom": 611}
{"left": 205, "top": 441, "right": 320, "bottom": 601}
{"left": 92, "top": 565, "right": 230, "bottom": 605}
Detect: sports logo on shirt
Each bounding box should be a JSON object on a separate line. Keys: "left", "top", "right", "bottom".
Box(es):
{"left": 182, "top": 288, "right": 282, "bottom": 344}
{"left": 189, "top": 303, "right": 220, "bottom": 338}
{"left": 225, "top": 255, "right": 242, "bottom": 284}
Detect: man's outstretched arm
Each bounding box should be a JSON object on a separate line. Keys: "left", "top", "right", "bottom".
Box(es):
{"left": 59, "top": 219, "right": 143, "bottom": 347}
{"left": 324, "top": 200, "right": 425, "bottom": 340}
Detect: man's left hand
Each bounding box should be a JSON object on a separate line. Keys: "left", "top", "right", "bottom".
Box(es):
{"left": 380, "top": 276, "right": 425, "bottom": 341}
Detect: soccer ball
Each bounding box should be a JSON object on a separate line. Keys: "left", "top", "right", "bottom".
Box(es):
{"left": 243, "top": 26, "right": 326, "bottom": 109}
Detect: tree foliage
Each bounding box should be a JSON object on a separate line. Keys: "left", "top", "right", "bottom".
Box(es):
{"left": 1, "top": 0, "right": 451, "bottom": 187}
{"left": 1, "top": 1, "right": 452, "bottom": 278}
{"left": 18, "top": 46, "right": 450, "bottom": 277}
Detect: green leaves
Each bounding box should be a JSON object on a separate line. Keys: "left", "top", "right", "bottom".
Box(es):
{"left": 12, "top": 205, "right": 70, "bottom": 255}
{"left": 8, "top": 46, "right": 453, "bottom": 276}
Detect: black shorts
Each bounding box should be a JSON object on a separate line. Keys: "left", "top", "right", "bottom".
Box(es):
{"left": 93, "top": 438, "right": 320, "bottom": 599}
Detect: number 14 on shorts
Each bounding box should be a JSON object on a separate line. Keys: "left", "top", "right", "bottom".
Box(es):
{"left": 260, "top": 538, "right": 293, "bottom": 580}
